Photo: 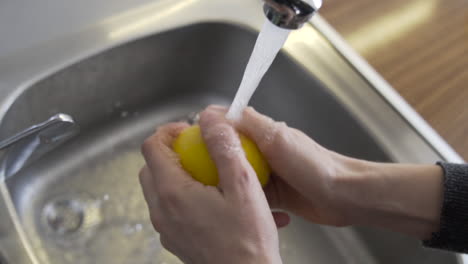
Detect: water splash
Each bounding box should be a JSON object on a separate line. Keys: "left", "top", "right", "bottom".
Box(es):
{"left": 226, "top": 21, "right": 291, "bottom": 121}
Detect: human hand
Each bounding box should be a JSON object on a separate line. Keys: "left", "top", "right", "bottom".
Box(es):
{"left": 208, "top": 105, "right": 444, "bottom": 240}
{"left": 139, "top": 108, "right": 282, "bottom": 264}
{"left": 206, "top": 105, "right": 358, "bottom": 227}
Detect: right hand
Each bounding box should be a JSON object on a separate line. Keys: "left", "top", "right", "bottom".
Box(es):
{"left": 207, "top": 105, "right": 358, "bottom": 227}
{"left": 139, "top": 110, "right": 282, "bottom": 264}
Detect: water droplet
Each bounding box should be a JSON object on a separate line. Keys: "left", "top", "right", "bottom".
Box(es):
{"left": 135, "top": 223, "right": 143, "bottom": 231}
{"left": 122, "top": 223, "right": 144, "bottom": 236}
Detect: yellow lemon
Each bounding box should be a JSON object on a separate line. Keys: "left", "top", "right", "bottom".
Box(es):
{"left": 173, "top": 125, "right": 270, "bottom": 187}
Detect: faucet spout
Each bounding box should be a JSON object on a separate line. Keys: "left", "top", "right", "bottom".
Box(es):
{"left": 0, "top": 113, "right": 79, "bottom": 180}
{"left": 263, "top": 0, "right": 322, "bottom": 29}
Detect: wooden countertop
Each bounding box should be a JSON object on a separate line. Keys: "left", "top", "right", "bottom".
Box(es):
{"left": 320, "top": 0, "right": 468, "bottom": 161}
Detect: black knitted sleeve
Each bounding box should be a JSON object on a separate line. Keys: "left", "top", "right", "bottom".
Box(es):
{"left": 423, "top": 162, "right": 468, "bottom": 253}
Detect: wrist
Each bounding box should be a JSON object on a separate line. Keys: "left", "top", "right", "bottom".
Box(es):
{"left": 215, "top": 242, "right": 281, "bottom": 264}
{"left": 331, "top": 158, "right": 444, "bottom": 239}
{"left": 227, "top": 249, "right": 282, "bottom": 264}
{"left": 328, "top": 154, "right": 375, "bottom": 225}
{"left": 253, "top": 251, "right": 282, "bottom": 264}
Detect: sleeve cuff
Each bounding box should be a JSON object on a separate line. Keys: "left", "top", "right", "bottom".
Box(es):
{"left": 423, "top": 162, "right": 468, "bottom": 253}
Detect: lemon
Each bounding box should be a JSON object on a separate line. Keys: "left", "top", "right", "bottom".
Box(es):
{"left": 173, "top": 125, "right": 270, "bottom": 187}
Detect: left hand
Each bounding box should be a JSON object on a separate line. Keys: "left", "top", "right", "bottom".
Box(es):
{"left": 139, "top": 108, "right": 282, "bottom": 264}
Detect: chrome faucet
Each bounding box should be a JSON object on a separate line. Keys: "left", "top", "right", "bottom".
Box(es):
{"left": 0, "top": 113, "right": 78, "bottom": 180}
{"left": 263, "top": 0, "right": 322, "bottom": 29}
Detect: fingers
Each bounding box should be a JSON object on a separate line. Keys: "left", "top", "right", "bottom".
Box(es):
{"left": 199, "top": 107, "right": 259, "bottom": 194}
{"left": 139, "top": 165, "right": 162, "bottom": 232}
{"left": 236, "top": 107, "right": 285, "bottom": 152}
{"left": 141, "top": 122, "right": 191, "bottom": 188}
{"left": 204, "top": 105, "right": 287, "bottom": 157}
{"left": 160, "top": 234, "right": 179, "bottom": 257}
{"left": 272, "top": 211, "right": 290, "bottom": 228}
{"left": 139, "top": 165, "right": 157, "bottom": 209}
{"left": 262, "top": 175, "right": 282, "bottom": 209}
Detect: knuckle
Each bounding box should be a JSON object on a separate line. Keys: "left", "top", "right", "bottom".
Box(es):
{"left": 205, "top": 123, "right": 232, "bottom": 142}
{"left": 233, "top": 164, "right": 256, "bottom": 187}
{"left": 275, "top": 122, "right": 289, "bottom": 138}
{"left": 204, "top": 124, "right": 244, "bottom": 161}
{"left": 150, "top": 212, "right": 162, "bottom": 232}
{"left": 263, "top": 121, "right": 289, "bottom": 152}
{"left": 160, "top": 235, "right": 172, "bottom": 251}
{"left": 245, "top": 106, "right": 255, "bottom": 112}
{"left": 237, "top": 167, "right": 252, "bottom": 185}
{"left": 275, "top": 122, "right": 291, "bottom": 145}
{"left": 138, "top": 167, "right": 147, "bottom": 182}
{"left": 141, "top": 137, "right": 154, "bottom": 156}
{"left": 158, "top": 187, "right": 182, "bottom": 208}
{"left": 138, "top": 169, "right": 144, "bottom": 182}
{"left": 206, "top": 104, "right": 219, "bottom": 110}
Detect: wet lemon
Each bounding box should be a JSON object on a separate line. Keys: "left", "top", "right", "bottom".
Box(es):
{"left": 173, "top": 125, "right": 270, "bottom": 187}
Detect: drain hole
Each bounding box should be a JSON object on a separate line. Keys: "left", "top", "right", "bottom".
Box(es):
{"left": 43, "top": 199, "right": 84, "bottom": 235}
{"left": 40, "top": 193, "right": 103, "bottom": 246}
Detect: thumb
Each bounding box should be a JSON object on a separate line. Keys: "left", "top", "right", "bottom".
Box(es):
{"left": 234, "top": 107, "right": 287, "bottom": 156}
{"left": 201, "top": 105, "right": 285, "bottom": 155}
{"left": 199, "top": 108, "right": 261, "bottom": 195}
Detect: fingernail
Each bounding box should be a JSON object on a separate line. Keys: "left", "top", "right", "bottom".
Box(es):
{"left": 207, "top": 105, "right": 227, "bottom": 112}
{"left": 202, "top": 107, "right": 217, "bottom": 117}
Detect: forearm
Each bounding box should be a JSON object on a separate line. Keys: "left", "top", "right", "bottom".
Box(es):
{"left": 224, "top": 247, "right": 282, "bottom": 264}
{"left": 241, "top": 252, "right": 283, "bottom": 264}
{"left": 334, "top": 156, "right": 444, "bottom": 239}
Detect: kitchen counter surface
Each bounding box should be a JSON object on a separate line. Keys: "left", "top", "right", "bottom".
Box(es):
{"left": 321, "top": 0, "right": 468, "bottom": 161}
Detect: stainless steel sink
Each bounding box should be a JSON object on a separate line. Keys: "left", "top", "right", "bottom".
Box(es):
{"left": 0, "top": 0, "right": 463, "bottom": 263}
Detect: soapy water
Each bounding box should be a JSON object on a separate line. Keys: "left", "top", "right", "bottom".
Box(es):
{"left": 226, "top": 21, "right": 291, "bottom": 121}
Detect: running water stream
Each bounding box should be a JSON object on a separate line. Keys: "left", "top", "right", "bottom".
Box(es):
{"left": 225, "top": 21, "right": 291, "bottom": 121}
{"left": 226, "top": 0, "right": 321, "bottom": 121}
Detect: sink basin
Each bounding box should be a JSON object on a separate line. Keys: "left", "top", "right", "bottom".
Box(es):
{"left": 0, "top": 0, "right": 463, "bottom": 263}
